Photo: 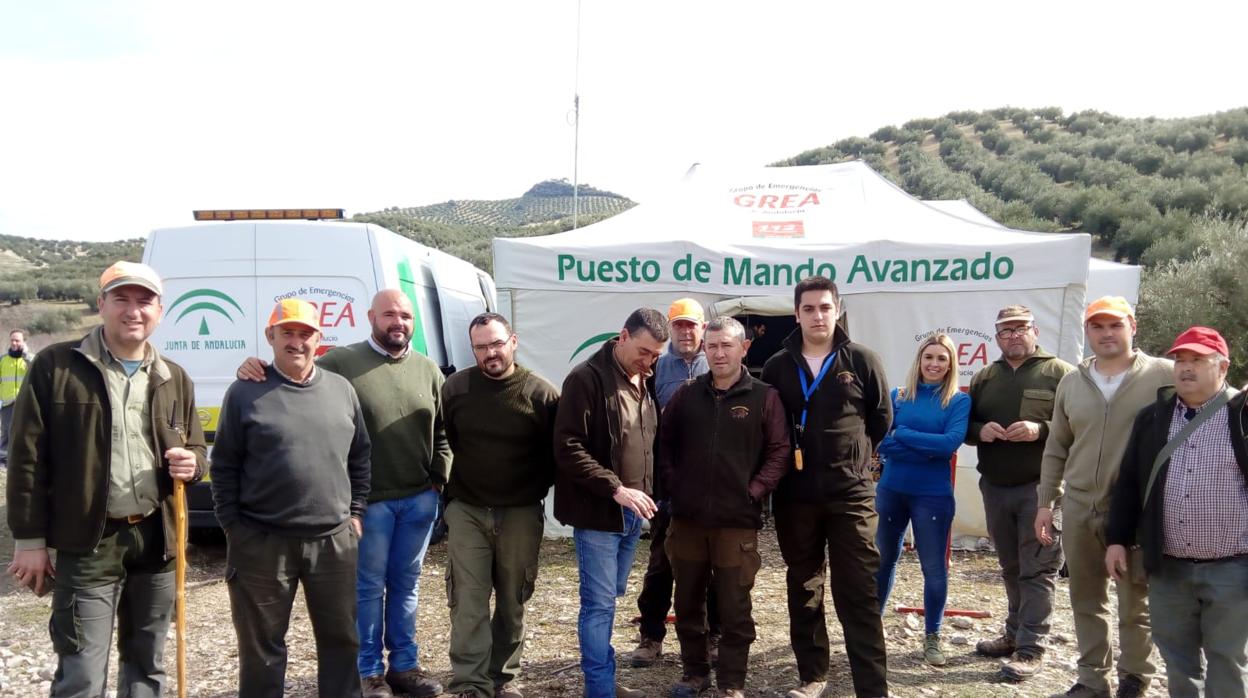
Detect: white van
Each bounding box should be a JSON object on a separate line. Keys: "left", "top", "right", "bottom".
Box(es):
{"left": 143, "top": 213, "right": 496, "bottom": 527}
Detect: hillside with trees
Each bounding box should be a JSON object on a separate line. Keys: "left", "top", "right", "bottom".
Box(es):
{"left": 1, "top": 109, "right": 1246, "bottom": 376}
{"left": 777, "top": 106, "right": 1248, "bottom": 266}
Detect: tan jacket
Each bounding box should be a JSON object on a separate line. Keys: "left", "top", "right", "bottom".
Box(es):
{"left": 1037, "top": 351, "right": 1172, "bottom": 511}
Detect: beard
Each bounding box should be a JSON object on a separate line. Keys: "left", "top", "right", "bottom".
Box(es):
{"left": 481, "top": 356, "right": 513, "bottom": 378}
{"left": 374, "top": 327, "right": 409, "bottom": 352}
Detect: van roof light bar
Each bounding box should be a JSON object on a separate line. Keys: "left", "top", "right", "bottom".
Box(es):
{"left": 192, "top": 209, "right": 345, "bottom": 221}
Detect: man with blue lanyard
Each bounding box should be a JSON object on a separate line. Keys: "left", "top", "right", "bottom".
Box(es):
{"left": 761, "top": 276, "right": 892, "bottom": 698}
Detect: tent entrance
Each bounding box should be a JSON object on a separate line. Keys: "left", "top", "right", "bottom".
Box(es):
{"left": 712, "top": 295, "right": 854, "bottom": 375}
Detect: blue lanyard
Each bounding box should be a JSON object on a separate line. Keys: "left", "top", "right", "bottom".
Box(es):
{"left": 797, "top": 351, "right": 837, "bottom": 431}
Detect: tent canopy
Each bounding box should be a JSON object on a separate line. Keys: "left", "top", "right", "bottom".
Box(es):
{"left": 493, "top": 161, "right": 1093, "bottom": 541}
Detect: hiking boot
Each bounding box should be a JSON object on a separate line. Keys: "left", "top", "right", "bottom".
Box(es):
{"left": 1116, "top": 675, "right": 1148, "bottom": 698}
{"left": 786, "top": 681, "right": 827, "bottom": 698}
{"left": 616, "top": 683, "right": 646, "bottom": 698}
{"left": 627, "top": 637, "right": 663, "bottom": 667}
{"left": 669, "top": 674, "right": 711, "bottom": 697}
{"left": 924, "top": 633, "right": 947, "bottom": 667}
{"left": 384, "top": 667, "right": 443, "bottom": 697}
{"left": 495, "top": 681, "right": 525, "bottom": 698}
{"left": 708, "top": 633, "right": 720, "bottom": 666}
{"left": 1052, "top": 683, "right": 1109, "bottom": 698}
{"left": 361, "top": 675, "right": 393, "bottom": 698}
{"left": 1001, "top": 650, "right": 1045, "bottom": 681}
{"left": 975, "top": 633, "right": 1017, "bottom": 658}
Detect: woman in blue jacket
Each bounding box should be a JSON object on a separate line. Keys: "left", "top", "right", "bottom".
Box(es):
{"left": 874, "top": 333, "right": 970, "bottom": 667}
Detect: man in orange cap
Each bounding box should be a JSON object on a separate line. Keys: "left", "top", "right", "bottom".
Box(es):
{"left": 1034, "top": 297, "right": 1171, "bottom": 698}
{"left": 6, "top": 261, "right": 208, "bottom": 696}
{"left": 212, "top": 298, "right": 372, "bottom": 698}
{"left": 1108, "top": 326, "right": 1248, "bottom": 698}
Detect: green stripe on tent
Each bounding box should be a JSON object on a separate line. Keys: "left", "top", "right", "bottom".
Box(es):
{"left": 569, "top": 332, "right": 619, "bottom": 362}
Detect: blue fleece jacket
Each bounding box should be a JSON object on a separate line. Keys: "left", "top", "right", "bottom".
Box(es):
{"left": 877, "top": 383, "right": 970, "bottom": 496}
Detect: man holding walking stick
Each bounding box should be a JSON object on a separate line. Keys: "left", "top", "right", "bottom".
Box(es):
{"left": 5, "top": 261, "right": 207, "bottom": 697}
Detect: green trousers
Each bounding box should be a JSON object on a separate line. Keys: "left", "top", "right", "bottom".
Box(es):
{"left": 445, "top": 500, "right": 544, "bottom": 697}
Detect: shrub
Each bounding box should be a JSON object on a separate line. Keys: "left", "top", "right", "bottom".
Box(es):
{"left": 28, "top": 308, "right": 83, "bottom": 335}
{"left": 973, "top": 115, "right": 998, "bottom": 133}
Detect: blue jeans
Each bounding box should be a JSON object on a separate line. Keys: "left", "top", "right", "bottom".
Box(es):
{"left": 1149, "top": 555, "right": 1248, "bottom": 698}
{"left": 357, "top": 488, "right": 440, "bottom": 677}
{"left": 574, "top": 510, "right": 643, "bottom": 698}
{"left": 874, "top": 486, "right": 955, "bottom": 635}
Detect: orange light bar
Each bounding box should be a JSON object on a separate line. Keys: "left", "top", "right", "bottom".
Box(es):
{"left": 192, "top": 209, "right": 345, "bottom": 221}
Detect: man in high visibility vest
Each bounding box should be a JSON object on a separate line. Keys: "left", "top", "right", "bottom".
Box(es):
{"left": 0, "top": 329, "right": 32, "bottom": 467}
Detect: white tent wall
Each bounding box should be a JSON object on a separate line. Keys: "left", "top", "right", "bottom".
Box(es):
{"left": 494, "top": 162, "right": 1094, "bottom": 540}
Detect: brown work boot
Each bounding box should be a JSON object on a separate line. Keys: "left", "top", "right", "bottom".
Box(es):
{"left": 494, "top": 681, "right": 525, "bottom": 698}
{"left": 626, "top": 637, "right": 663, "bottom": 667}
{"left": 669, "top": 674, "right": 711, "bottom": 697}
{"left": 1051, "top": 683, "right": 1109, "bottom": 698}
{"left": 975, "top": 633, "right": 1017, "bottom": 658}
{"left": 1001, "top": 649, "right": 1044, "bottom": 681}
{"left": 616, "top": 683, "right": 646, "bottom": 698}
{"left": 785, "top": 681, "right": 827, "bottom": 698}
{"left": 384, "top": 667, "right": 443, "bottom": 697}
{"left": 1115, "top": 675, "right": 1148, "bottom": 698}
{"left": 361, "top": 674, "right": 393, "bottom": 698}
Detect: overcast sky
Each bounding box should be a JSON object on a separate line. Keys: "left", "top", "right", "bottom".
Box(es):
{"left": 2, "top": 1, "right": 1245, "bottom": 242}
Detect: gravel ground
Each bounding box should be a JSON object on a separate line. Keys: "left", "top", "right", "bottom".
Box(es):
{"left": 0, "top": 468, "right": 1164, "bottom": 697}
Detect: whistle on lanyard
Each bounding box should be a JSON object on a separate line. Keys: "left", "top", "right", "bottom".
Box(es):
{"left": 794, "top": 447, "right": 804, "bottom": 471}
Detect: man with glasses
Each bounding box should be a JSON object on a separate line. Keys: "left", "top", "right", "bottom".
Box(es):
{"left": 441, "top": 313, "right": 560, "bottom": 698}
{"left": 966, "top": 304, "right": 1074, "bottom": 682}
{"left": 236, "top": 289, "right": 449, "bottom": 698}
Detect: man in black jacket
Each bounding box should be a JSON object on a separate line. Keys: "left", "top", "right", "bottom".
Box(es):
{"left": 761, "top": 276, "right": 891, "bottom": 698}
{"left": 661, "top": 317, "right": 789, "bottom": 698}
{"left": 1106, "top": 326, "right": 1248, "bottom": 698}
{"left": 553, "top": 308, "right": 668, "bottom": 698}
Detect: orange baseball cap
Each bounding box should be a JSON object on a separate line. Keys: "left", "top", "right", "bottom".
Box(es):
{"left": 1084, "top": 296, "right": 1134, "bottom": 322}
{"left": 667, "top": 298, "right": 705, "bottom": 324}
{"left": 99, "top": 261, "right": 163, "bottom": 296}
{"left": 267, "top": 299, "right": 319, "bottom": 331}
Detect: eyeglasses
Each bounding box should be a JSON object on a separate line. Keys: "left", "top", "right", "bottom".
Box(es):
{"left": 471, "top": 335, "right": 513, "bottom": 353}
{"left": 996, "top": 325, "right": 1034, "bottom": 339}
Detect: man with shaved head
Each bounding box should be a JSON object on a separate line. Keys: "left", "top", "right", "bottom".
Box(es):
{"left": 237, "top": 289, "right": 451, "bottom": 697}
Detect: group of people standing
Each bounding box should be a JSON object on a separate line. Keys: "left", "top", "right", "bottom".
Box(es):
{"left": 5, "top": 259, "right": 1248, "bottom": 698}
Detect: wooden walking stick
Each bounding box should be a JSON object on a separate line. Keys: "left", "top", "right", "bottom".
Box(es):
{"left": 173, "top": 477, "right": 188, "bottom": 698}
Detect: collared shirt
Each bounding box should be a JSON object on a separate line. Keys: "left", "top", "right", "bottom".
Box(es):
{"left": 1162, "top": 393, "right": 1248, "bottom": 559}
{"left": 366, "top": 334, "right": 410, "bottom": 360}
{"left": 272, "top": 362, "right": 317, "bottom": 385}
{"left": 612, "top": 352, "right": 656, "bottom": 493}
{"left": 654, "top": 345, "right": 707, "bottom": 409}
{"left": 101, "top": 343, "right": 160, "bottom": 519}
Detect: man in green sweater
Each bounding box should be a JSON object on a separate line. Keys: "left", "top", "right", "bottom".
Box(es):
{"left": 237, "top": 289, "right": 450, "bottom": 698}
{"left": 441, "top": 312, "right": 560, "bottom": 698}
{"left": 965, "top": 304, "right": 1074, "bottom": 681}
{"left": 1033, "top": 297, "right": 1172, "bottom": 698}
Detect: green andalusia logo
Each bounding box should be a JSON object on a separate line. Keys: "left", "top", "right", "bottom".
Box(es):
{"left": 569, "top": 332, "right": 619, "bottom": 362}
{"left": 168, "top": 289, "right": 244, "bottom": 335}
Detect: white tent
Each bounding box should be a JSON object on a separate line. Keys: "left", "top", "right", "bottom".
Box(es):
{"left": 494, "top": 161, "right": 1092, "bottom": 541}
{"left": 925, "top": 199, "right": 1142, "bottom": 305}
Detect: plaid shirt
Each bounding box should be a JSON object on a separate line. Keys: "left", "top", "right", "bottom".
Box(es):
{"left": 1162, "top": 393, "right": 1248, "bottom": 559}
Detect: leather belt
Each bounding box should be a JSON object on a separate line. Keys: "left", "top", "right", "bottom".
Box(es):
{"left": 1166, "top": 554, "right": 1248, "bottom": 564}
{"left": 107, "top": 511, "right": 154, "bottom": 525}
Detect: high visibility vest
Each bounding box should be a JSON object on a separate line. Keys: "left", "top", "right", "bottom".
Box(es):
{"left": 0, "top": 353, "right": 30, "bottom": 405}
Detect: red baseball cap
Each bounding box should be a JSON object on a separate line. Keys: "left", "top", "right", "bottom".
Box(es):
{"left": 1166, "top": 326, "right": 1228, "bottom": 357}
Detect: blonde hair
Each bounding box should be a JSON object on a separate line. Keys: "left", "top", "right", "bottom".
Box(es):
{"left": 901, "top": 333, "right": 960, "bottom": 408}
